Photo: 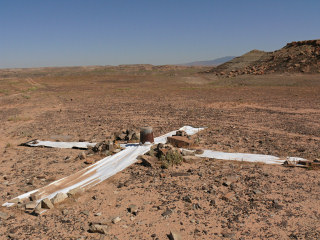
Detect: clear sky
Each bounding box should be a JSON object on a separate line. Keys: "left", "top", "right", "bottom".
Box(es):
{"left": 1, "top": 0, "right": 319, "bottom": 68}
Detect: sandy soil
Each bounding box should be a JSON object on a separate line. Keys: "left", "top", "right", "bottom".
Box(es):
{"left": 0, "top": 67, "right": 319, "bottom": 239}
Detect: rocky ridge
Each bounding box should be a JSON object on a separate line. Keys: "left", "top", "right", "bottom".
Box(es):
{"left": 207, "top": 39, "right": 320, "bottom": 77}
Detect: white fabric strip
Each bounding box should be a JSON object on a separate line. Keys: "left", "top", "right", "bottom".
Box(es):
{"left": 196, "top": 150, "right": 305, "bottom": 165}
{"left": 23, "top": 140, "right": 97, "bottom": 149}
{"left": 3, "top": 126, "right": 204, "bottom": 207}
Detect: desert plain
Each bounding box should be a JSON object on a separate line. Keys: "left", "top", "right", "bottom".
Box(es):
{"left": 0, "top": 65, "right": 320, "bottom": 239}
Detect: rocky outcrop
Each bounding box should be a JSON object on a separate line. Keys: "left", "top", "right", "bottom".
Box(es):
{"left": 207, "top": 39, "right": 320, "bottom": 77}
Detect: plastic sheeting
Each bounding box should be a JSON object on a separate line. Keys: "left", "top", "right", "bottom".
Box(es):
{"left": 22, "top": 140, "right": 97, "bottom": 149}
{"left": 3, "top": 126, "right": 204, "bottom": 207}
{"left": 196, "top": 150, "right": 305, "bottom": 165}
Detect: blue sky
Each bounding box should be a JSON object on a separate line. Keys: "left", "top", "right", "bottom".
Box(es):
{"left": 1, "top": 0, "right": 319, "bottom": 68}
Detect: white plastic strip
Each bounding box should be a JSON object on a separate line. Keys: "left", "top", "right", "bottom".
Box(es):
{"left": 23, "top": 140, "right": 97, "bottom": 149}
{"left": 196, "top": 150, "right": 305, "bottom": 165}
{"left": 3, "top": 126, "right": 204, "bottom": 207}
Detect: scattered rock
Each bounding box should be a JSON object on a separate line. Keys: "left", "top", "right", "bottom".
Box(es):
{"left": 167, "top": 136, "right": 194, "bottom": 148}
{"left": 88, "top": 224, "right": 109, "bottom": 234}
{"left": 195, "top": 149, "right": 204, "bottom": 154}
{"left": 67, "top": 187, "right": 84, "bottom": 198}
{"left": 181, "top": 149, "right": 195, "bottom": 156}
{"left": 62, "top": 209, "right": 69, "bottom": 215}
{"left": 81, "top": 211, "right": 90, "bottom": 216}
{"left": 168, "top": 230, "right": 182, "bottom": 240}
{"left": 161, "top": 208, "right": 173, "bottom": 217}
{"left": 138, "top": 155, "right": 159, "bottom": 168}
{"left": 78, "top": 152, "right": 86, "bottom": 160}
{"left": 183, "top": 156, "right": 201, "bottom": 163}
{"left": 182, "top": 195, "right": 192, "bottom": 203}
{"left": 171, "top": 172, "right": 190, "bottom": 177}
{"left": 112, "top": 216, "right": 121, "bottom": 224}
{"left": 41, "top": 198, "right": 54, "bottom": 209}
{"left": 25, "top": 201, "right": 37, "bottom": 210}
{"left": 51, "top": 192, "right": 68, "bottom": 205}
{"left": 222, "top": 192, "right": 236, "bottom": 202}
{"left": 32, "top": 203, "right": 42, "bottom": 216}
{"left": 128, "top": 204, "right": 138, "bottom": 215}
{"left": 84, "top": 158, "right": 95, "bottom": 164}
{"left": 30, "top": 192, "right": 40, "bottom": 201}
{"left": 0, "top": 211, "right": 9, "bottom": 220}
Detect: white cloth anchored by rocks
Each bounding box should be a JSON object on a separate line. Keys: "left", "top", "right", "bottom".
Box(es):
{"left": 196, "top": 150, "right": 305, "bottom": 165}
{"left": 3, "top": 126, "right": 204, "bottom": 207}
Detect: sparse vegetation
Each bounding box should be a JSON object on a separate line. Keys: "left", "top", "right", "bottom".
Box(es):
{"left": 160, "top": 149, "right": 183, "bottom": 169}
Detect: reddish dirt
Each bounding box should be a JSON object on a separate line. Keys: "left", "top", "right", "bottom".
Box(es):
{"left": 0, "top": 67, "right": 320, "bottom": 239}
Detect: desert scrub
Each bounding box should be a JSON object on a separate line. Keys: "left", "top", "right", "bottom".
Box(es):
{"left": 160, "top": 149, "right": 183, "bottom": 169}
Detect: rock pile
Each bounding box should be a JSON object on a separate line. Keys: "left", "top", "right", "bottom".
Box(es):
{"left": 114, "top": 129, "right": 139, "bottom": 142}
{"left": 8, "top": 187, "right": 84, "bottom": 215}
{"left": 77, "top": 129, "right": 140, "bottom": 164}
{"left": 208, "top": 39, "right": 320, "bottom": 77}
{"left": 139, "top": 130, "right": 201, "bottom": 169}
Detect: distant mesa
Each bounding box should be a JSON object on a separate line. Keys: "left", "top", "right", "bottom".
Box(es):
{"left": 181, "top": 56, "right": 236, "bottom": 66}
{"left": 205, "top": 39, "right": 320, "bottom": 77}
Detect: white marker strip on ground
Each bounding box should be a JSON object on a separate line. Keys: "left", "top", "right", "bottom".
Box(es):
{"left": 3, "top": 126, "right": 204, "bottom": 207}
{"left": 196, "top": 150, "right": 305, "bottom": 165}
{"left": 23, "top": 140, "right": 97, "bottom": 149}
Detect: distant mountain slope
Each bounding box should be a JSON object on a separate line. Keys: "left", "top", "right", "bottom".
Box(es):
{"left": 212, "top": 50, "right": 269, "bottom": 73}
{"left": 182, "top": 56, "right": 236, "bottom": 66}
{"left": 206, "top": 39, "right": 320, "bottom": 77}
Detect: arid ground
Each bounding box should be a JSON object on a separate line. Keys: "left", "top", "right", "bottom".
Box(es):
{"left": 0, "top": 66, "right": 320, "bottom": 239}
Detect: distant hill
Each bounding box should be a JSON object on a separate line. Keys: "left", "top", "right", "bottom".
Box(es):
{"left": 211, "top": 50, "right": 268, "bottom": 73}
{"left": 206, "top": 39, "right": 320, "bottom": 77}
{"left": 181, "top": 56, "right": 236, "bottom": 66}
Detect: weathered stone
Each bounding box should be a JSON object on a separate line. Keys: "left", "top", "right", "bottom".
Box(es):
{"left": 115, "top": 132, "right": 126, "bottom": 141}
{"left": 182, "top": 195, "right": 192, "bottom": 203}
{"left": 171, "top": 172, "right": 190, "bottom": 177}
{"left": 30, "top": 192, "right": 40, "bottom": 201}
{"left": 128, "top": 204, "right": 138, "bottom": 215}
{"left": 84, "top": 158, "right": 95, "bottom": 164}
{"left": 32, "top": 203, "right": 42, "bottom": 216}
{"left": 181, "top": 149, "right": 195, "bottom": 156}
{"left": 222, "top": 192, "right": 236, "bottom": 202}
{"left": 25, "top": 201, "right": 37, "bottom": 210}
{"left": 195, "top": 149, "right": 204, "bottom": 154}
{"left": 161, "top": 208, "right": 173, "bottom": 217}
{"left": 88, "top": 224, "right": 109, "bottom": 234}
{"left": 51, "top": 192, "right": 68, "bottom": 205}
{"left": 112, "top": 216, "right": 121, "bottom": 224}
{"left": 183, "top": 156, "right": 201, "bottom": 163}
{"left": 0, "top": 211, "right": 9, "bottom": 220}
{"left": 175, "top": 130, "right": 187, "bottom": 137}
{"left": 139, "top": 155, "right": 159, "bottom": 168}
{"left": 168, "top": 230, "right": 182, "bottom": 240}
{"left": 41, "top": 198, "right": 54, "bottom": 209}
{"left": 78, "top": 152, "right": 86, "bottom": 160}
{"left": 167, "top": 136, "right": 193, "bottom": 148}
{"left": 67, "top": 187, "right": 84, "bottom": 198}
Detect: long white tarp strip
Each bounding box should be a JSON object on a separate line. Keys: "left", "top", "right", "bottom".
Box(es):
{"left": 3, "top": 126, "right": 204, "bottom": 207}
{"left": 22, "top": 140, "right": 97, "bottom": 149}
{"left": 196, "top": 150, "right": 305, "bottom": 165}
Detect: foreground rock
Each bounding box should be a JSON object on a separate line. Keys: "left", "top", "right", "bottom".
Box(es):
{"left": 88, "top": 223, "right": 109, "bottom": 234}
{"left": 51, "top": 192, "right": 68, "bottom": 205}
{"left": 168, "top": 231, "right": 182, "bottom": 240}
{"left": 0, "top": 211, "right": 9, "bottom": 220}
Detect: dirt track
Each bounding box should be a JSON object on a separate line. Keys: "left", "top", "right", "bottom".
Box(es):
{"left": 0, "top": 67, "right": 320, "bottom": 239}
